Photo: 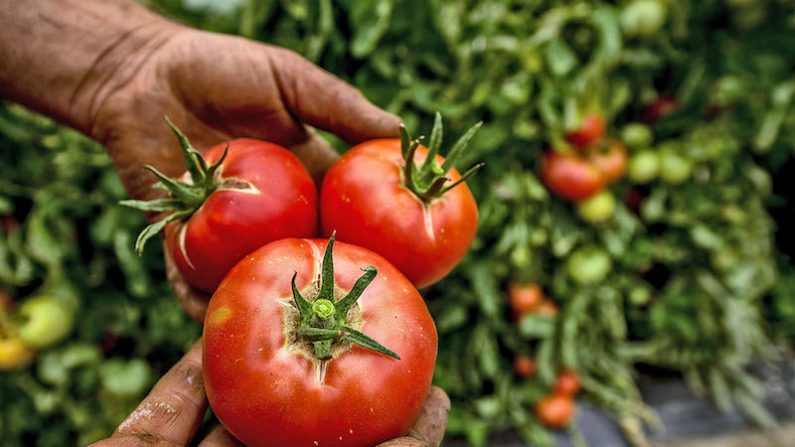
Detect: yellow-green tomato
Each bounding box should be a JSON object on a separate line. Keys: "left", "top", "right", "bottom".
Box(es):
{"left": 628, "top": 150, "right": 660, "bottom": 184}
{"left": 567, "top": 247, "right": 612, "bottom": 285}
{"left": 576, "top": 191, "right": 616, "bottom": 224}
{"left": 622, "top": 0, "right": 668, "bottom": 38}
{"left": 659, "top": 150, "right": 693, "bottom": 184}
{"left": 17, "top": 296, "right": 74, "bottom": 349}
{"left": 0, "top": 338, "right": 35, "bottom": 371}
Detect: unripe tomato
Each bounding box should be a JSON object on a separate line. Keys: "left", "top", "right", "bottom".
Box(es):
{"left": 566, "top": 114, "right": 606, "bottom": 149}
{"left": 627, "top": 150, "right": 660, "bottom": 184}
{"left": 576, "top": 191, "right": 616, "bottom": 224}
{"left": 621, "top": 0, "right": 668, "bottom": 38}
{"left": 620, "top": 123, "right": 653, "bottom": 148}
{"left": 508, "top": 283, "right": 543, "bottom": 318}
{"left": 541, "top": 151, "right": 606, "bottom": 202}
{"left": 513, "top": 355, "right": 537, "bottom": 378}
{"left": 535, "top": 394, "right": 576, "bottom": 429}
{"left": 659, "top": 150, "right": 693, "bottom": 184}
{"left": 554, "top": 370, "right": 580, "bottom": 396}
{"left": 589, "top": 141, "right": 628, "bottom": 184}
{"left": 17, "top": 295, "right": 74, "bottom": 349}
{"left": 0, "top": 338, "right": 35, "bottom": 371}
{"left": 567, "top": 247, "right": 612, "bottom": 285}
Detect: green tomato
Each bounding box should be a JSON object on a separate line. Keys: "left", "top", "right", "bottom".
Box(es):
{"left": 621, "top": 0, "right": 668, "bottom": 38}
{"left": 620, "top": 123, "right": 653, "bottom": 148}
{"left": 576, "top": 191, "right": 616, "bottom": 224}
{"left": 17, "top": 295, "right": 75, "bottom": 349}
{"left": 659, "top": 151, "right": 693, "bottom": 184}
{"left": 628, "top": 286, "right": 652, "bottom": 306}
{"left": 567, "top": 247, "right": 612, "bottom": 285}
{"left": 627, "top": 150, "right": 660, "bottom": 183}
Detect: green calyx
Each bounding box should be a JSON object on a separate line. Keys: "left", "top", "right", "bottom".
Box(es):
{"left": 401, "top": 112, "right": 485, "bottom": 203}
{"left": 120, "top": 117, "right": 231, "bottom": 255}
{"left": 291, "top": 233, "right": 400, "bottom": 361}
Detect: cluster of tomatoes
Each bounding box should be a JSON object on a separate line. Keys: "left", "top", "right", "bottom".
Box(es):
{"left": 508, "top": 283, "right": 580, "bottom": 429}
{"left": 126, "top": 115, "right": 481, "bottom": 447}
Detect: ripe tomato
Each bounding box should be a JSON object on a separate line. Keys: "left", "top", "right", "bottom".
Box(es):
{"left": 535, "top": 394, "right": 576, "bottom": 429}
{"left": 541, "top": 151, "right": 606, "bottom": 202}
{"left": 508, "top": 283, "right": 543, "bottom": 319}
{"left": 320, "top": 117, "right": 481, "bottom": 288}
{"left": 642, "top": 96, "right": 677, "bottom": 123}
{"left": 513, "top": 355, "right": 537, "bottom": 378}
{"left": 576, "top": 190, "right": 616, "bottom": 224}
{"left": 566, "top": 114, "right": 606, "bottom": 149}
{"left": 203, "top": 236, "right": 437, "bottom": 447}
{"left": 589, "top": 140, "right": 627, "bottom": 183}
{"left": 0, "top": 338, "right": 35, "bottom": 371}
{"left": 554, "top": 370, "right": 580, "bottom": 396}
{"left": 125, "top": 120, "right": 317, "bottom": 293}
{"left": 537, "top": 300, "right": 559, "bottom": 316}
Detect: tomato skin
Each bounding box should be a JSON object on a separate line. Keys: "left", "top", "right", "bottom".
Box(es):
{"left": 0, "top": 338, "right": 35, "bottom": 371}
{"left": 513, "top": 355, "right": 537, "bottom": 378}
{"left": 535, "top": 394, "right": 576, "bottom": 429}
{"left": 320, "top": 139, "right": 478, "bottom": 289}
{"left": 566, "top": 114, "right": 606, "bottom": 149}
{"left": 642, "top": 96, "right": 677, "bottom": 123}
{"left": 658, "top": 150, "right": 693, "bottom": 184}
{"left": 508, "top": 283, "right": 543, "bottom": 319}
{"left": 17, "top": 295, "right": 74, "bottom": 349}
{"left": 627, "top": 150, "right": 660, "bottom": 184}
{"left": 537, "top": 299, "right": 559, "bottom": 316}
{"left": 203, "top": 238, "right": 437, "bottom": 447}
{"left": 576, "top": 190, "right": 616, "bottom": 224}
{"left": 589, "top": 141, "right": 627, "bottom": 183}
{"left": 541, "top": 151, "right": 606, "bottom": 202}
{"left": 567, "top": 247, "right": 612, "bottom": 285}
{"left": 554, "top": 370, "right": 580, "bottom": 396}
{"left": 166, "top": 139, "right": 317, "bottom": 293}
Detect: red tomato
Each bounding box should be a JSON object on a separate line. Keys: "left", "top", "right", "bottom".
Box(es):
{"left": 125, "top": 120, "right": 318, "bottom": 294}
{"left": 642, "top": 96, "right": 677, "bottom": 123}
{"left": 554, "top": 370, "right": 581, "bottom": 396}
{"left": 535, "top": 394, "right": 576, "bottom": 429}
{"left": 537, "top": 300, "right": 559, "bottom": 316}
{"left": 320, "top": 137, "right": 479, "bottom": 289}
{"left": 566, "top": 114, "right": 606, "bottom": 149}
{"left": 589, "top": 140, "right": 627, "bottom": 183}
{"left": 203, "top": 237, "right": 437, "bottom": 447}
{"left": 508, "top": 283, "right": 543, "bottom": 319}
{"left": 513, "top": 355, "right": 537, "bottom": 378}
{"left": 541, "top": 151, "right": 606, "bottom": 202}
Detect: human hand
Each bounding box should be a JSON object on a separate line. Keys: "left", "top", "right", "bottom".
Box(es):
{"left": 82, "top": 22, "right": 400, "bottom": 320}
{"left": 89, "top": 340, "right": 450, "bottom": 447}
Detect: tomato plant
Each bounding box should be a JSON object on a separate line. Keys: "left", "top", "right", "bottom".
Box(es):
{"left": 320, "top": 114, "right": 482, "bottom": 288}
{"left": 589, "top": 140, "right": 627, "bottom": 183}
{"left": 535, "top": 394, "right": 576, "bottom": 429}
{"left": 541, "top": 151, "right": 606, "bottom": 202}
{"left": 203, "top": 235, "right": 437, "bottom": 447}
{"left": 554, "top": 370, "right": 581, "bottom": 396}
{"left": 508, "top": 283, "right": 543, "bottom": 319}
{"left": 566, "top": 113, "right": 606, "bottom": 149}
{"left": 124, "top": 119, "right": 318, "bottom": 293}
{"left": 513, "top": 355, "right": 537, "bottom": 378}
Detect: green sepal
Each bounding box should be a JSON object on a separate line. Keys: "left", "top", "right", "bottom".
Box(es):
{"left": 132, "top": 209, "right": 190, "bottom": 255}
{"left": 119, "top": 198, "right": 182, "bottom": 213}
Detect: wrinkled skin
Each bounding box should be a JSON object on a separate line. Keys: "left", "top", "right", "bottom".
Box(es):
{"left": 203, "top": 239, "right": 438, "bottom": 447}
{"left": 321, "top": 141, "right": 478, "bottom": 289}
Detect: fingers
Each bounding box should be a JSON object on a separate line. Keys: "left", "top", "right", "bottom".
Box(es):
{"left": 291, "top": 126, "right": 340, "bottom": 183}
{"left": 197, "top": 426, "right": 244, "bottom": 447}
{"left": 407, "top": 386, "right": 451, "bottom": 446}
{"left": 376, "top": 438, "right": 432, "bottom": 447}
{"left": 113, "top": 340, "right": 206, "bottom": 445}
{"left": 265, "top": 45, "right": 401, "bottom": 144}
{"left": 164, "top": 245, "right": 210, "bottom": 322}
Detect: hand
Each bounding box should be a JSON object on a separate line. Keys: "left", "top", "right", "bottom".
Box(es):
{"left": 89, "top": 340, "right": 450, "bottom": 447}
{"left": 83, "top": 23, "right": 401, "bottom": 320}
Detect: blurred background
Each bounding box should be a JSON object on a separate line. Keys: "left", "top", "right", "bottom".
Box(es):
{"left": 1, "top": 1, "right": 794, "bottom": 446}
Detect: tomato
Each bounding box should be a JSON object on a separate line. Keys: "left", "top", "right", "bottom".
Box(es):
{"left": 125, "top": 120, "right": 318, "bottom": 293}
{"left": 554, "top": 370, "right": 580, "bottom": 396}
{"left": 17, "top": 295, "right": 74, "bottom": 349}
{"left": 537, "top": 300, "right": 559, "bottom": 316}
{"left": 508, "top": 283, "right": 543, "bottom": 319}
{"left": 659, "top": 150, "right": 693, "bottom": 184}
{"left": 629, "top": 286, "right": 652, "bottom": 306}
{"left": 589, "top": 140, "right": 627, "bottom": 183}
{"left": 513, "top": 355, "right": 537, "bottom": 378}
{"left": 642, "top": 96, "right": 677, "bottom": 123}
{"left": 576, "top": 190, "right": 616, "bottom": 224}
{"left": 320, "top": 117, "right": 481, "bottom": 288}
{"left": 566, "top": 114, "right": 606, "bottom": 149}
{"left": 0, "top": 290, "right": 11, "bottom": 316}
{"left": 535, "top": 394, "right": 576, "bottom": 429}
{"left": 541, "top": 151, "right": 606, "bottom": 202}
{"left": 627, "top": 150, "right": 660, "bottom": 184}
{"left": 567, "top": 247, "right": 612, "bottom": 285}
{"left": 621, "top": 0, "right": 668, "bottom": 38}
{"left": 0, "top": 338, "right": 35, "bottom": 371}
{"left": 620, "top": 123, "right": 653, "bottom": 148}
{"left": 203, "top": 236, "right": 437, "bottom": 447}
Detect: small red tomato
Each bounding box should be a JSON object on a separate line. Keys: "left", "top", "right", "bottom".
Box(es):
{"left": 642, "top": 96, "right": 677, "bottom": 123}
{"left": 535, "top": 394, "right": 576, "bottom": 429}
{"left": 321, "top": 116, "right": 481, "bottom": 288}
{"left": 204, "top": 236, "right": 437, "bottom": 447}
{"left": 537, "top": 300, "right": 559, "bottom": 316}
{"left": 554, "top": 370, "right": 581, "bottom": 396}
{"left": 125, "top": 120, "right": 318, "bottom": 293}
{"left": 541, "top": 151, "right": 606, "bottom": 202}
{"left": 589, "top": 140, "right": 627, "bottom": 183}
{"left": 513, "top": 355, "right": 537, "bottom": 378}
{"left": 566, "top": 114, "right": 606, "bottom": 149}
{"left": 508, "top": 283, "right": 543, "bottom": 319}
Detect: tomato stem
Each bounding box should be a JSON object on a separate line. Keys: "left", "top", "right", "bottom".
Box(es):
{"left": 290, "top": 234, "right": 399, "bottom": 361}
